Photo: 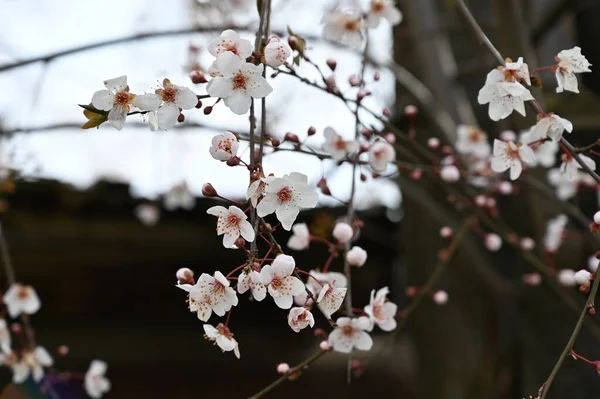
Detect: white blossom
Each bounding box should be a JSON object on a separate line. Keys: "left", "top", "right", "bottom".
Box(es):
{"left": 207, "top": 52, "right": 272, "bottom": 115}
{"left": 154, "top": 78, "right": 198, "bottom": 130}
{"left": 332, "top": 222, "right": 353, "bottom": 243}
{"left": 322, "top": 127, "right": 359, "bottom": 161}
{"left": 203, "top": 323, "right": 240, "bottom": 359}
{"left": 455, "top": 125, "right": 491, "bottom": 158}
{"left": 12, "top": 346, "right": 53, "bottom": 383}
{"left": 264, "top": 38, "right": 292, "bottom": 68}
{"left": 84, "top": 360, "right": 111, "bottom": 399}
{"left": 574, "top": 269, "right": 592, "bottom": 286}
{"left": 322, "top": 9, "right": 364, "bottom": 50}
{"left": 288, "top": 307, "right": 315, "bottom": 332}
{"left": 260, "top": 255, "right": 305, "bottom": 309}
{"left": 164, "top": 182, "right": 195, "bottom": 211}
{"left": 490, "top": 140, "right": 535, "bottom": 180}
{"left": 368, "top": 140, "right": 396, "bottom": 172}
{"left": 548, "top": 168, "right": 579, "bottom": 200}
{"left": 256, "top": 172, "right": 318, "bottom": 231}
{"left": 91, "top": 76, "right": 161, "bottom": 130}
{"left": 210, "top": 131, "right": 239, "bottom": 161}
{"left": 247, "top": 176, "right": 274, "bottom": 207}
{"left": 328, "top": 317, "right": 373, "bottom": 354}
{"left": 544, "top": 214, "right": 567, "bottom": 253}
{"left": 287, "top": 223, "right": 310, "bottom": 251}
{"left": 177, "top": 271, "right": 238, "bottom": 321}
{"left": 294, "top": 270, "right": 347, "bottom": 306}
{"left": 529, "top": 114, "right": 573, "bottom": 142}
{"left": 208, "top": 30, "right": 253, "bottom": 60}
{"left": 520, "top": 130, "right": 558, "bottom": 168}
{"left": 207, "top": 205, "right": 255, "bottom": 248}
{"left": 364, "top": 287, "right": 397, "bottom": 331}
{"left": 316, "top": 284, "right": 347, "bottom": 319}
{"left": 478, "top": 60, "right": 534, "bottom": 121}
{"left": 346, "top": 246, "right": 367, "bottom": 267}
{"left": 366, "top": 0, "right": 402, "bottom": 28}
{"left": 134, "top": 204, "right": 160, "bottom": 226}
{"left": 555, "top": 46, "right": 592, "bottom": 94}
{"left": 557, "top": 269, "right": 576, "bottom": 287}
{"left": 433, "top": 290, "right": 449, "bottom": 305}
{"left": 237, "top": 270, "right": 266, "bottom": 301}
{"left": 560, "top": 154, "right": 596, "bottom": 182}
{"left": 3, "top": 283, "right": 40, "bottom": 318}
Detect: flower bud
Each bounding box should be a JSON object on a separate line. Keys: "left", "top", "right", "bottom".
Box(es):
{"left": 177, "top": 113, "right": 185, "bottom": 123}
{"left": 226, "top": 157, "right": 240, "bottom": 166}
{"left": 326, "top": 59, "right": 337, "bottom": 71}
{"left": 202, "top": 183, "right": 218, "bottom": 197}
{"left": 382, "top": 108, "right": 391, "bottom": 117}
{"left": 405, "top": 286, "right": 418, "bottom": 297}
{"left": 360, "top": 173, "right": 367, "bottom": 182}
{"left": 10, "top": 323, "right": 21, "bottom": 334}
{"left": 189, "top": 70, "right": 208, "bottom": 84}
{"left": 319, "top": 340, "right": 332, "bottom": 351}
{"left": 57, "top": 345, "right": 69, "bottom": 356}
{"left": 333, "top": 222, "right": 353, "bottom": 243}
{"left": 427, "top": 138, "right": 440, "bottom": 149}
{"left": 440, "top": 165, "right": 460, "bottom": 183}
{"left": 384, "top": 133, "right": 396, "bottom": 144}
{"left": 277, "top": 363, "right": 290, "bottom": 374}
{"left": 317, "top": 178, "right": 331, "bottom": 196}
{"left": 360, "top": 127, "right": 372, "bottom": 138}
{"left": 594, "top": 211, "right": 600, "bottom": 225}
{"left": 287, "top": 36, "right": 300, "bottom": 51}
{"left": 485, "top": 233, "right": 502, "bottom": 252}
{"left": 432, "top": 290, "right": 448, "bottom": 305}
{"left": 346, "top": 246, "right": 367, "bottom": 267}
{"left": 195, "top": 100, "right": 203, "bottom": 109}
{"left": 235, "top": 237, "right": 246, "bottom": 249}
{"left": 284, "top": 132, "right": 300, "bottom": 143}
{"left": 410, "top": 168, "right": 422, "bottom": 180}
{"left": 270, "top": 138, "right": 281, "bottom": 147}
{"left": 498, "top": 181, "right": 513, "bottom": 195}
{"left": 203, "top": 106, "right": 213, "bottom": 115}
{"left": 307, "top": 126, "right": 316, "bottom": 136}
{"left": 439, "top": 226, "right": 453, "bottom": 238}
{"left": 176, "top": 268, "right": 195, "bottom": 285}
{"left": 404, "top": 105, "right": 418, "bottom": 117}
{"left": 314, "top": 328, "right": 327, "bottom": 338}
{"left": 373, "top": 71, "right": 381, "bottom": 81}
{"left": 520, "top": 237, "right": 535, "bottom": 251}
{"left": 522, "top": 272, "right": 542, "bottom": 286}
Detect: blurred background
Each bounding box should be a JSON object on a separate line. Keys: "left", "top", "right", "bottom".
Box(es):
{"left": 1, "top": 0, "right": 600, "bottom": 398}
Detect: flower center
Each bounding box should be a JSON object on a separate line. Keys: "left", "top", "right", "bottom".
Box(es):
{"left": 210, "top": 281, "right": 225, "bottom": 296}
{"left": 160, "top": 87, "right": 177, "bottom": 103}
{"left": 468, "top": 129, "right": 484, "bottom": 143}
{"left": 218, "top": 139, "right": 233, "bottom": 153}
{"left": 225, "top": 214, "right": 240, "bottom": 229}
{"left": 17, "top": 287, "right": 29, "bottom": 300}
{"left": 344, "top": 19, "right": 360, "bottom": 32}
{"left": 277, "top": 186, "right": 293, "bottom": 204}
{"left": 372, "top": 1, "right": 385, "bottom": 13}
{"left": 220, "top": 41, "right": 239, "bottom": 55}
{"left": 342, "top": 325, "right": 354, "bottom": 336}
{"left": 114, "top": 91, "right": 131, "bottom": 105}
{"left": 335, "top": 138, "right": 346, "bottom": 150}
{"left": 216, "top": 323, "right": 234, "bottom": 339}
{"left": 506, "top": 145, "right": 520, "bottom": 160}
{"left": 271, "top": 276, "right": 283, "bottom": 290}
{"left": 232, "top": 73, "right": 247, "bottom": 89}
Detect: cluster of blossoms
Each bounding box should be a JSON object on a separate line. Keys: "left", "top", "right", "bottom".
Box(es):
{"left": 0, "top": 283, "right": 109, "bottom": 397}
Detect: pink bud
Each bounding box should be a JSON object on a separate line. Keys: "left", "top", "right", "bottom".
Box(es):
{"left": 500, "top": 130, "right": 517, "bottom": 142}
{"left": 360, "top": 173, "right": 367, "bottom": 182}
{"left": 485, "top": 233, "right": 502, "bottom": 252}
{"left": 474, "top": 195, "right": 487, "bottom": 207}
{"left": 440, "top": 165, "right": 460, "bottom": 183}
{"left": 202, "top": 183, "right": 218, "bottom": 197}
{"left": 195, "top": 100, "right": 203, "bottom": 109}
{"left": 189, "top": 70, "right": 208, "bottom": 84}
{"left": 284, "top": 132, "right": 300, "bottom": 143}
{"left": 384, "top": 133, "right": 396, "bottom": 144}
{"left": 433, "top": 290, "right": 448, "bottom": 305}
{"left": 57, "top": 345, "right": 69, "bottom": 356}
{"left": 333, "top": 222, "right": 354, "bottom": 243}
{"left": 326, "top": 59, "right": 337, "bottom": 71}
{"left": 410, "top": 168, "right": 422, "bottom": 180}
{"left": 405, "top": 286, "right": 418, "bottom": 297}
{"left": 10, "top": 323, "right": 21, "bottom": 334}
{"left": 319, "top": 340, "right": 332, "bottom": 351}
{"left": 203, "top": 106, "right": 213, "bottom": 115}
{"left": 176, "top": 268, "right": 195, "bottom": 285}
{"left": 373, "top": 71, "right": 381, "bottom": 81}
{"left": 349, "top": 74, "right": 361, "bottom": 87}
{"left": 226, "top": 157, "right": 240, "bottom": 166}
{"left": 404, "top": 105, "right": 418, "bottom": 117}
{"left": 439, "top": 226, "right": 453, "bottom": 238}
{"left": 234, "top": 237, "right": 246, "bottom": 249}
{"left": 427, "top": 138, "right": 440, "bottom": 149}
{"left": 594, "top": 211, "right": 600, "bottom": 225}
{"left": 307, "top": 126, "right": 316, "bottom": 136}
{"left": 486, "top": 198, "right": 497, "bottom": 209}
{"left": 360, "top": 127, "right": 372, "bottom": 138}
{"left": 441, "top": 145, "right": 453, "bottom": 156}
{"left": 317, "top": 178, "right": 331, "bottom": 196}
{"left": 522, "top": 272, "right": 542, "bottom": 286}
{"left": 288, "top": 36, "right": 300, "bottom": 51}
{"left": 520, "top": 237, "right": 535, "bottom": 251}
{"left": 351, "top": 360, "right": 362, "bottom": 370}
{"left": 498, "top": 181, "right": 513, "bottom": 195}
{"left": 277, "top": 363, "right": 290, "bottom": 374}
{"left": 314, "top": 328, "right": 326, "bottom": 338}
{"left": 382, "top": 108, "right": 391, "bottom": 117}
{"left": 177, "top": 113, "right": 185, "bottom": 123}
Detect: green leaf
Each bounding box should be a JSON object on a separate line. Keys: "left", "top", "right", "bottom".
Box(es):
{"left": 79, "top": 103, "right": 108, "bottom": 115}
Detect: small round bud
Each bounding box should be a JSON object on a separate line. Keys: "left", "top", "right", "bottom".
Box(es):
{"left": 319, "top": 340, "right": 332, "bottom": 351}
{"left": 267, "top": 36, "right": 280, "bottom": 44}
{"left": 588, "top": 255, "right": 599, "bottom": 272}
{"left": 373, "top": 71, "right": 381, "bottom": 81}
{"left": 594, "top": 211, "right": 600, "bottom": 225}
{"left": 474, "top": 195, "right": 487, "bottom": 207}
{"left": 284, "top": 132, "right": 300, "bottom": 143}
{"left": 558, "top": 269, "right": 576, "bottom": 287}
{"left": 189, "top": 70, "right": 208, "bottom": 84}
{"left": 427, "top": 138, "right": 440, "bottom": 149}
{"left": 177, "top": 113, "right": 185, "bottom": 123}
{"left": 441, "top": 145, "right": 453, "bottom": 156}
{"left": 498, "top": 181, "right": 513, "bottom": 195}
{"left": 326, "top": 59, "right": 337, "bottom": 71}
{"left": 226, "top": 157, "right": 240, "bottom": 167}
{"left": 404, "top": 105, "right": 418, "bottom": 117}
{"left": 384, "top": 133, "right": 396, "bottom": 144}
{"left": 440, "top": 165, "right": 460, "bottom": 183}
{"left": 405, "top": 286, "right": 418, "bottom": 297}
{"left": 382, "top": 108, "right": 391, "bottom": 117}
{"left": 349, "top": 74, "right": 361, "bottom": 87}
{"left": 195, "top": 100, "right": 203, "bottom": 109}
{"left": 57, "top": 345, "right": 69, "bottom": 356}
{"left": 314, "top": 328, "right": 326, "bottom": 338}
{"left": 360, "top": 173, "right": 367, "bottom": 182}
{"left": 356, "top": 90, "right": 369, "bottom": 101}
{"left": 333, "top": 222, "right": 353, "bottom": 243}
{"left": 176, "top": 267, "right": 195, "bottom": 285}
{"left": 485, "top": 233, "right": 502, "bottom": 252}
{"left": 520, "top": 237, "right": 535, "bottom": 251}
{"left": 203, "top": 106, "right": 213, "bottom": 115}
{"left": 433, "top": 290, "right": 448, "bottom": 305}
{"left": 277, "top": 363, "right": 290, "bottom": 374}
{"left": 500, "top": 130, "right": 517, "bottom": 142}
{"left": 439, "top": 226, "right": 453, "bottom": 238}
{"left": 202, "top": 183, "right": 218, "bottom": 197}
{"left": 307, "top": 126, "right": 316, "bottom": 136}
{"left": 486, "top": 198, "right": 497, "bottom": 209}
{"left": 10, "top": 323, "right": 21, "bottom": 334}
{"left": 522, "top": 273, "right": 542, "bottom": 286}
{"left": 234, "top": 237, "right": 246, "bottom": 249}
{"left": 346, "top": 246, "right": 367, "bottom": 267}
{"left": 351, "top": 360, "right": 362, "bottom": 370}
{"left": 410, "top": 168, "right": 422, "bottom": 180}
{"left": 288, "top": 36, "right": 300, "bottom": 51}
{"left": 270, "top": 138, "right": 281, "bottom": 147}
{"left": 574, "top": 269, "right": 592, "bottom": 285}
